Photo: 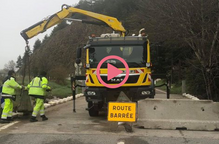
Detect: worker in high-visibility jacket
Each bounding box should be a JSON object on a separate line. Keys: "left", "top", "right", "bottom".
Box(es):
{"left": 138, "top": 28, "right": 146, "bottom": 37}
{"left": 1, "top": 70, "right": 23, "bottom": 123}
{"left": 27, "top": 71, "right": 51, "bottom": 122}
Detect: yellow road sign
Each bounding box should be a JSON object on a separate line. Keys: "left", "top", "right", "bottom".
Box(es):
{"left": 108, "top": 102, "right": 136, "bottom": 122}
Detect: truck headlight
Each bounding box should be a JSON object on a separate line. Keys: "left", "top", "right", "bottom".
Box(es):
{"left": 87, "top": 91, "right": 96, "bottom": 96}
{"left": 141, "top": 91, "right": 151, "bottom": 95}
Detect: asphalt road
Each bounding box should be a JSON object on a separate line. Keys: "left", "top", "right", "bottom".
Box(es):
{"left": 0, "top": 91, "right": 219, "bottom": 144}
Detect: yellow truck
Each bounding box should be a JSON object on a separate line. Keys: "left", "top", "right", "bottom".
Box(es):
{"left": 21, "top": 4, "right": 155, "bottom": 117}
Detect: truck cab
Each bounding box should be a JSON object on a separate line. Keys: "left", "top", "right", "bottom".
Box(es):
{"left": 78, "top": 34, "right": 155, "bottom": 116}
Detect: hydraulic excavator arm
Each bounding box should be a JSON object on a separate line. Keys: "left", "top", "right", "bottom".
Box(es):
{"left": 20, "top": 4, "right": 126, "bottom": 41}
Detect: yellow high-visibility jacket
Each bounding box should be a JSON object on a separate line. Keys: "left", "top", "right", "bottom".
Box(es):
{"left": 2, "top": 77, "right": 22, "bottom": 97}
{"left": 27, "top": 77, "right": 51, "bottom": 98}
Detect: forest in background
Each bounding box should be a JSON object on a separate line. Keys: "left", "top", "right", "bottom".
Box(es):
{"left": 12, "top": 0, "right": 219, "bottom": 101}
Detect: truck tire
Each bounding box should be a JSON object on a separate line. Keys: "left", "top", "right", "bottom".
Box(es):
{"left": 149, "top": 89, "right": 155, "bottom": 98}
{"left": 149, "top": 95, "right": 154, "bottom": 98}
{"left": 88, "top": 102, "right": 99, "bottom": 117}
{"left": 150, "top": 80, "right": 155, "bottom": 99}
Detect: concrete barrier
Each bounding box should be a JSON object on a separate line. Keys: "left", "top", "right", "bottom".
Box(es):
{"left": 137, "top": 99, "right": 219, "bottom": 131}
{"left": 182, "top": 93, "right": 199, "bottom": 100}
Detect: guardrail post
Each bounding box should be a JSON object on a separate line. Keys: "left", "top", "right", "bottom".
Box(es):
{"left": 166, "top": 77, "right": 170, "bottom": 99}
{"left": 182, "top": 80, "right": 186, "bottom": 94}
{"left": 71, "top": 77, "right": 76, "bottom": 113}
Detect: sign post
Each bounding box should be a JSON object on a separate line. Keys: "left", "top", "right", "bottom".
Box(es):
{"left": 74, "top": 62, "right": 82, "bottom": 95}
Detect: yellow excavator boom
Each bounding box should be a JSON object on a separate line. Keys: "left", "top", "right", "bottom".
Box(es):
{"left": 20, "top": 4, "right": 126, "bottom": 41}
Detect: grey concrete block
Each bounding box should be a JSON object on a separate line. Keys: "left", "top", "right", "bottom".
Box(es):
{"left": 137, "top": 99, "right": 219, "bottom": 131}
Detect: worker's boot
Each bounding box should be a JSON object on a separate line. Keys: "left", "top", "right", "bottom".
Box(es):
{"left": 30, "top": 116, "right": 38, "bottom": 122}
{"left": 7, "top": 117, "right": 14, "bottom": 122}
{"left": 41, "top": 115, "right": 48, "bottom": 121}
{"left": 0, "top": 119, "right": 10, "bottom": 123}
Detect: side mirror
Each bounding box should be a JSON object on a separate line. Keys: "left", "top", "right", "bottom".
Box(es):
{"left": 89, "top": 47, "right": 95, "bottom": 53}
{"left": 76, "top": 58, "right": 81, "bottom": 64}
{"left": 77, "top": 47, "right": 82, "bottom": 59}
{"left": 76, "top": 47, "right": 82, "bottom": 64}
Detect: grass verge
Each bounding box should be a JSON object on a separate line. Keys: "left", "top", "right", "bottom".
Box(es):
{"left": 155, "top": 80, "right": 182, "bottom": 94}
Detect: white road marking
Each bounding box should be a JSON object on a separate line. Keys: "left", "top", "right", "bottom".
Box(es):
{"left": 118, "top": 122, "right": 125, "bottom": 125}
{"left": 0, "top": 121, "right": 19, "bottom": 131}
{"left": 155, "top": 88, "right": 166, "bottom": 94}
{"left": 117, "top": 141, "right": 125, "bottom": 144}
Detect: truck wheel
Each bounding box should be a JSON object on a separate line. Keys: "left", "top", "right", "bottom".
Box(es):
{"left": 149, "top": 95, "right": 154, "bottom": 99}
{"left": 149, "top": 89, "right": 155, "bottom": 99}
{"left": 150, "top": 80, "right": 155, "bottom": 99}
{"left": 88, "top": 102, "right": 99, "bottom": 117}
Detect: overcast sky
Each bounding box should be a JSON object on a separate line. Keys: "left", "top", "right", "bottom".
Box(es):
{"left": 0, "top": 0, "right": 80, "bottom": 69}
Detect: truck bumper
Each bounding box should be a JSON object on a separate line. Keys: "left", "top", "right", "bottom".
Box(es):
{"left": 84, "top": 86, "right": 155, "bottom": 102}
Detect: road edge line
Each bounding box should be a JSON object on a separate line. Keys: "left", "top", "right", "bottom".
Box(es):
{"left": 0, "top": 121, "right": 19, "bottom": 132}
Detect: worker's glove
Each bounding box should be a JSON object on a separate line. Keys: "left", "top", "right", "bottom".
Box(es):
{"left": 12, "top": 95, "right": 16, "bottom": 101}
{"left": 22, "top": 86, "right": 28, "bottom": 91}
{"left": 21, "top": 86, "right": 25, "bottom": 90}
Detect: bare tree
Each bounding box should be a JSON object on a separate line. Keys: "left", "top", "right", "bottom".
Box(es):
{"left": 138, "top": 0, "right": 219, "bottom": 100}
{"left": 4, "top": 60, "right": 16, "bottom": 71}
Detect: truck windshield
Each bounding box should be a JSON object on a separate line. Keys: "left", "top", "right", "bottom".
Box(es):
{"left": 89, "top": 45, "right": 147, "bottom": 68}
